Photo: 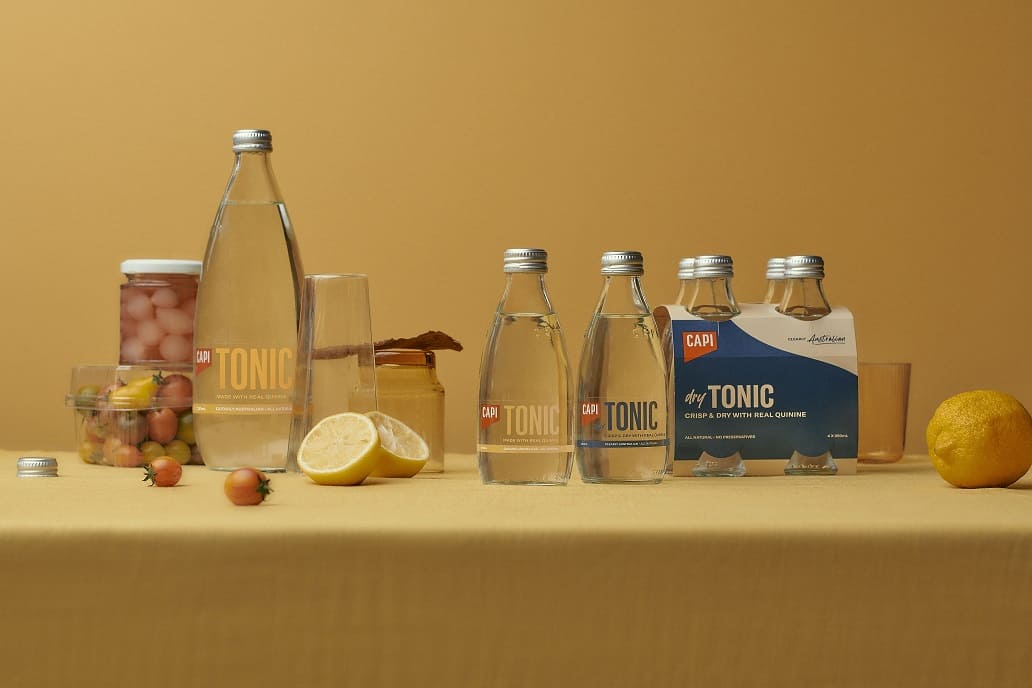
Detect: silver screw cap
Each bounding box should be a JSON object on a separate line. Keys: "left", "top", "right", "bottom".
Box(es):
{"left": 232, "top": 129, "right": 273, "bottom": 152}
{"left": 766, "top": 257, "right": 787, "bottom": 280}
{"left": 601, "top": 251, "right": 644, "bottom": 276}
{"left": 17, "top": 456, "right": 58, "bottom": 478}
{"left": 503, "top": 248, "right": 548, "bottom": 273}
{"left": 677, "top": 257, "right": 696, "bottom": 280}
{"left": 784, "top": 255, "right": 825, "bottom": 279}
{"left": 693, "top": 255, "right": 734, "bottom": 278}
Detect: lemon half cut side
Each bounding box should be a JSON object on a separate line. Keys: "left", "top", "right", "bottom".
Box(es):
{"left": 366, "top": 411, "right": 430, "bottom": 478}
{"left": 297, "top": 412, "right": 382, "bottom": 485}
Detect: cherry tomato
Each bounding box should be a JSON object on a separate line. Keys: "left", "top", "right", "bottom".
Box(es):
{"left": 108, "top": 373, "right": 163, "bottom": 410}
{"left": 143, "top": 458, "right": 182, "bottom": 487}
{"left": 111, "top": 444, "right": 144, "bottom": 468}
{"left": 78, "top": 439, "right": 101, "bottom": 464}
{"left": 157, "top": 374, "right": 192, "bottom": 413}
{"left": 102, "top": 437, "right": 123, "bottom": 464}
{"left": 115, "top": 412, "right": 148, "bottom": 445}
{"left": 147, "top": 408, "right": 178, "bottom": 444}
{"left": 176, "top": 412, "right": 195, "bottom": 445}
{"left": 74, "top": 385, "right": 100, "bottom": 416}
{"left": 140, "top": 441, "right": 166, "bottom": 461}
{"left": 224, "top": 468, "right": 272, "bottom": 506}
{"left": 163, "top": 439, "right": 192, "bottom": 465}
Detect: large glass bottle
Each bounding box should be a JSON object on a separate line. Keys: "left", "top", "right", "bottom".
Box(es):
{"left": 477, "top": 248, "right": 573, "bottom": 485}
{"left": 777, "top": 255, "right": 832, "bottom": 321}
{"left": 192, "top": 129, "right": 304, "bottom": 472}
{"left": 577, "top": 251, "right": 667, "bottom": 484}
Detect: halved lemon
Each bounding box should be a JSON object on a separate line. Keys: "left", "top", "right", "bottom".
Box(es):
{"left": 296, "top": 412, "right": 381, "bottom": 485}
{"left": 366, "top": 411, "right": 430, "bottom": 478}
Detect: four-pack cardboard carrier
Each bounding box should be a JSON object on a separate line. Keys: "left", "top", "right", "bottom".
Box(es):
{"left": 655, "top": 303, "right": 858, "bottom": 475}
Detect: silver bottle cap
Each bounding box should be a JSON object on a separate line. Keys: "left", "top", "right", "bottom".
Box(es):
{"left": 601, "top": 251, "right": 644, "bottom": 276}
{"left": 503, "top": 248, "right": 548, "bottom": 273}
{"left": 693, "top": 255, "right": 734, "bottom": 278}
{"left": 765, "top": 257, "right": 787, "bottom": 280}
{"left": 17, "top": 456, "right": 58, "bottom": 478}
{"left": 677, "top": 257, "right": 696, "bottom": 280}
{"left": 232, "top": 129, "right": 273, "bottom": 152}
{"left": 784, "top": 255, "right": 825, "bottom": 279}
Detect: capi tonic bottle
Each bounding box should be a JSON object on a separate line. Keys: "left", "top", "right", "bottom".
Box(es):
{"left": 192, "top": 130, "right": 304, "bottom": 472}
{"left": 777, "top": 255, "right": 832, "bottom": 321}
{"left": 576, "top": 251, "right": 668, "bottom": 484}
{"left": 477, "top": 249, "right": 574, "bottom": 485}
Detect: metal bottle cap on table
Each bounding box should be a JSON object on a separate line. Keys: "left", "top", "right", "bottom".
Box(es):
{"left": 17, "top": 456, "right": 58, "bottom": 478}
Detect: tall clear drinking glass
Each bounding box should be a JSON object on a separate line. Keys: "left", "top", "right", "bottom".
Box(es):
{"left": 287, "top": 274, "right": 377, "bottom": 471}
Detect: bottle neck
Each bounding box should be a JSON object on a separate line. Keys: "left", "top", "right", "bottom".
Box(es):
{"left": 596, "top": 274, "right": 650, "bottom": 315}
{"left": 777, "top": 277, "right": 831, "bottom": 320}
{"left": 687, "top": 276, "right": 740, "bottom": 321}
{"left": 762, "top": 279, "right": 783, "bottom": 305}
{"left": 675, "top": 279, "right": 695, "bottom": 306}
{"left": 497, "top": 272, "right": 554, "bottom": 315}
{"left": 224, "top": 151, "right": 283, "bottom": 203}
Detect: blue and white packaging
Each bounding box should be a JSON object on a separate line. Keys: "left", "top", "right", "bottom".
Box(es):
{"left": 656, "top": 303, "right": 858, "bottom": 475}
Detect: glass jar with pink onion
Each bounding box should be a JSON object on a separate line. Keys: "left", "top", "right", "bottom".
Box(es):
{"left": 119, "top": 259, "right": 201, "bottom": 365}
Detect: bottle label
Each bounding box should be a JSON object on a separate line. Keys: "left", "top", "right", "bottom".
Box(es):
{"left": 576, "top": 398, "right": 668, "bottom": 448}
{"left": 477, "top": 402, "right": 573, "bottom": 453}
{"left": 193, "top": 346, "right": 294, "bottom": 415}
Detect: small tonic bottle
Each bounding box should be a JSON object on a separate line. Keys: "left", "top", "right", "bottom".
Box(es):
{"left": 684, "top": 255, "right": 745, "bottom": 477}
{"left": 193, "top": 130, "right": 304, "bottom": 472}
{"left": 674, "top": 257, "right": 696, "bottom": 305}
{"left": 477, "top": 249, "right": 574, "bottom": 485}
{"left": 780, "top": 255, "right": 836, "bottom": 475}
{"left": 777, "top": 255, "right": 832, "bottom": 321}
{"left": 763, "top": 257, "right": 787, "bottom": 305}
{"left": 685, "top": 255, "right": 741, "bottom": 321}
{"left": 577, "top": 251, "right": 668, "bottom": 484}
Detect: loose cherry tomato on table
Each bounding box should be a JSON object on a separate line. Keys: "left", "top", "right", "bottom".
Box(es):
{"left": 143, "top": 458, "right": 182, "bottom": 487}
{"left": 224, "top": 468, "right": 272, "bottom": 506}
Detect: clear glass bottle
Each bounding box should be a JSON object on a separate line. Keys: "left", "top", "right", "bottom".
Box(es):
{"left": 577, "top": 251, "right": 668, "bottom": 484}
{"left": 477, "top": 249, "right": 573, "bottom": 485}
{"left": 685, "top": 255, "right": 741, "bottom": 321}
{"left": 780, "top": 255, "right": 837, "bottom": 475}
{"left": 192, "top": 129, "right": 304, "bottom": 472}
{"left": 119, "top": 259, "right": 201, "bottom": 365}
{"left": 777, "top": 255, "right": 832, "bottom": 321}
{"left": 762, "top": 257, "right": 786, "bottom": 305}
{"left": 674, "top": 257, "right": 696, "bottom": 305}
{"left": 375, "top": 349, "right": 445, "bottom": 473}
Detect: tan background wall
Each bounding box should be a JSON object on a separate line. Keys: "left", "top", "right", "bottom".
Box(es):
{"left": 2, "top": 1, "right": 1029, "bottom": 456}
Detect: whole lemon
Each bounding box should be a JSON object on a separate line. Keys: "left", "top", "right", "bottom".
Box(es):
{"left": 926, "top": 390, "right": 1032, "bottom": 488}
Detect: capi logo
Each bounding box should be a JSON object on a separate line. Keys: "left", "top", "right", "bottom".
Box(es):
{"left": 682, "top": 330, "right": 718, "bottom": 362}
{"left": 480, "top": 404, "right": 500, "bottom": 429}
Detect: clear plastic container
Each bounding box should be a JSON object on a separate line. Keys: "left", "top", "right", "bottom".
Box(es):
{"left": 374, "top": 350, "right": 445, "bottom": 473}
{"left": 66, "top": 365, "right": 201, "bottom": 467}
{"left": 119, "top": 259, "right": 201, "bottom": 365}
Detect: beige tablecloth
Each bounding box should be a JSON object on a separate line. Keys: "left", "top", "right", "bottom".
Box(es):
{"left": 2, "top": 450, "right": 1031, "bottom": 687}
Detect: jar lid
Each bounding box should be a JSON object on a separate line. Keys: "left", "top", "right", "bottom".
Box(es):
{"left": 17, "top": 456, "right": 58, "bottom": 478}
{"left": 120, "top": 259, "right": 202, "bottom": 275}
{"left": 374, "top": 350, "right": 435, "bottom": 367}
